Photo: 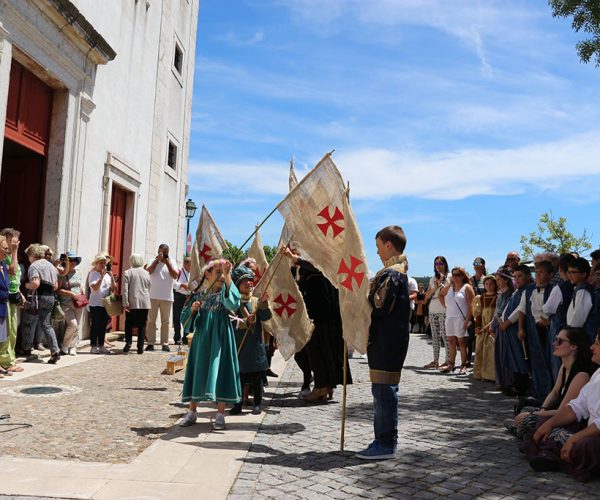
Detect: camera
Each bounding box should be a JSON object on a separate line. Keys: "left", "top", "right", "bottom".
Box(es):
{"left": 106, "top": 262, "right": 112, "bottom": 272}
{"left": 162, "top": 253, "right": 169, "bottom": 260}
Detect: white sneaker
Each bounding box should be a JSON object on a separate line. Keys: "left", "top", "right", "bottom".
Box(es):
{"left": 299, "top": 388, "right": 311, "bottom": 398}
{"left": 68, "top": 348, "right": 77, "bottom": 356}
{"left": 213, "top": 412, "right": 225, "bottom": 430}
{"left": 90, "top": 346, "right": 100, "bottom": 354}
{"left": 179, "top": 411, "right": 197, "bottom": 427}
{"left": 99, "top": 347, "right": 113, "bottom": 354}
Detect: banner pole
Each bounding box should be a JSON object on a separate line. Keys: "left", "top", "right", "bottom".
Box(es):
{"left": 339, "top": 180, "right": 351, "bottom": 452}
{"left": 340, "top": 339, "right": 348, "bottom": 452}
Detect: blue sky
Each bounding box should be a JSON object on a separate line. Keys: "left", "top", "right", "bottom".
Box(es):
{"left": 187, "top": 0, "right": 600, "bottom": 277}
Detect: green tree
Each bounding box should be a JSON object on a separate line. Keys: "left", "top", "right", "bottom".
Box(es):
{"left": 549, "top": 0, "right": 600, "bottom": 65}
{"left": 520, "top": 211, "right": 592, "bottom": 258}
{"left": 263, "top": 245, "right": 278, "bottom": 263}
{"left": 222, "top": 240, "right": 247, "bottom": 265}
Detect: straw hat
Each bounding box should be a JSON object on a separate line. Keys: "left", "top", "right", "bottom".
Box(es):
{"left": 91, "top": 253, "right": 108, "bottom": 265}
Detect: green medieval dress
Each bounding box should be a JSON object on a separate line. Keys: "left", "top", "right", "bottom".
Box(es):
{"left": 181, "top": 283, "right": 242, "bottom": 404}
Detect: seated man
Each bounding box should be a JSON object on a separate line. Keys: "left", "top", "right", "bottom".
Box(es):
{"left": 521, "top": 329, "right": 600, "bottom": 482}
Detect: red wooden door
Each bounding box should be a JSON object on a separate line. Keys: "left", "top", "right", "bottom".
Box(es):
{"left": 0, "top": 150, "right": 46, "bottom": 260}
{"left": 4, "top": 61, "right": 53, "bottom": 155}
{"left": 108, "top": 185, "right": 127, "bottom": 329}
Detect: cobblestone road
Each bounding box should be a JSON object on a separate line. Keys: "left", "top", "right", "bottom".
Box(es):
{"left": 229, "top": 333, "right": 600, "bottom": 499}
{"left": 0, "top": 345, "right": 186, "bottom": 463}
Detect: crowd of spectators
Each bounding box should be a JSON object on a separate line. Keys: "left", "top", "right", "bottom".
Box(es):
{"left": 416, "top": 248, "right": 600, "bottom": 482}
{"left": 0, "top": 231, "right": 194, "bottom": 376}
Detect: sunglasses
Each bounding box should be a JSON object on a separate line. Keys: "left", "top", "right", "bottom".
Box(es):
{"left": 435, "top": 261, "right": 445, "bottom": 265}
{"left": 473, "top": 261, "right": 483, "bottom": 266}
{"left": 554, "top": 337, "right": 570, "bottom": 346}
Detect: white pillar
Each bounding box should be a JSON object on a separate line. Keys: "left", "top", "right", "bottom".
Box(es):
{"left": 0, "top": 26, "right": 13, "bottom": 169}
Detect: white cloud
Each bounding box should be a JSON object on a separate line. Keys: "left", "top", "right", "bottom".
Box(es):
{"left": 189, "top": 131, "right": 600, "bottom": 202}
{"left": 278, "top": 0, "right": 546, "bottom": 75}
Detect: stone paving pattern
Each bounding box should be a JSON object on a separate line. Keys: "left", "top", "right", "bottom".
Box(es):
{"left": 0, "top": 346, "right": 187, "bottom": 463}
{"left": 229, "top": 333, "right": 600, "bottom": 499}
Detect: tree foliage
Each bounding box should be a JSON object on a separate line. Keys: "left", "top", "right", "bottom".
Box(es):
{"left": 222, "top": 241, "right": 247, "bottom": 265}
{"left": 263, "top": 245, "right": 278, "bottom": 263}
{"left": 520, "top": 211, "right": 592, "bottom": 258}
{"left": 221, "top": 241, "right": 278, "bottom": 265}
{"left": 549, "top": 0, "right": 600, "bottom": 66}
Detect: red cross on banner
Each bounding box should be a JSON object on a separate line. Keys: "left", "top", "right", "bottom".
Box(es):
{"left": 199, "top": 243, "right": 212, "bottom": 262}
{"left": 273, "top": 293, "right": 297, "bottom": 318}
{"left": 338, "top": 255, "right": 366, "bottom": 291}
{"left": 316, "top": 205, "right": 344, "bottom": 238}
{"left": 253, "top": 266, "right": 265, "bottom": 286}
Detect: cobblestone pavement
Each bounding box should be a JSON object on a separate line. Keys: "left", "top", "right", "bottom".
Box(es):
{"left": 229, "top": 333, "right": 600, "bottom": 499}
{"left": 0, "top": 343, "right": 188, "bottom": 463}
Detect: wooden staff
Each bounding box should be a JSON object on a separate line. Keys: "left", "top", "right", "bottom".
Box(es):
{"left": 340, "top": 340, "right": 349, "bottom": 452}
{"left": 340, "top": 180, "right": 351, "bottom": 453}
{"left": 236, "top": 304, "right": 253, "bottom": 356}
{"left": 236, "top": 244, "right": 290, "bottom": 355}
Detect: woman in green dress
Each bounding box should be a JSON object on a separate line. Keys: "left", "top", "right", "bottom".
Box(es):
{"left": 179, "top": 258, "right": 242, "bottom": 430}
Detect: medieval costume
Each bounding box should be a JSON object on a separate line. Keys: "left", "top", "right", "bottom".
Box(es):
{"left": 544, "top": 279, "right": 575, "bottom": 381}
{"left": 296, "top": 258, "right": 351, "bottom": 401}
{"left": 495, "top": 286, "right": 529, "bottom": 395}
{"left": 361, "top": 255, "right": 410, "bottom": 456}
{"left": 181, "top": 282, "right": 242, "bottom": 404}
{"left": 229, "top": 266, "right": 271, "bottom": 414}
{"left": 522, "top": 283, "right": 554, "bottom": 400}
{"left": 472, "top": 290, "right": 497, "bottom": 381}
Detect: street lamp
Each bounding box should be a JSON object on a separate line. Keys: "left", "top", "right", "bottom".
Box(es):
{"left": 185, "top": 198, "right": 197, "bottom": 255}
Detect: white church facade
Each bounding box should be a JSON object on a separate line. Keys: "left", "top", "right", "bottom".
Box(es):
{"left": 0, "top": 0, "right": 199, "bottom": 286}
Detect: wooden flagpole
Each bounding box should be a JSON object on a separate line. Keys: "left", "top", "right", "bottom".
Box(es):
{"left": 340, "top": 181, "right": 350, "bottom": 453}
{"left": 238, "top": 150, "right": 339, "bottom": 252}
{"left": 237, "top": 240, "right": 292, "bottom": 355}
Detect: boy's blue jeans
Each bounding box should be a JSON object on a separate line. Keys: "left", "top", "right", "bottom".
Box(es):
{"left": 371, "top": 383, "right": 399, "bottom": 450}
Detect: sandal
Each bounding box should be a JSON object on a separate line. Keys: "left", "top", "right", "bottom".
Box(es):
{"left": 7, "top": 366, "right": 24, "bottom": 372}
{"left": 440, "top": 363, "right": 455, "bottom": 373}
{"left": 423, "top": 361, "right": 439, "bottom": 369}
{"left": 458, "top": 365, "right": 468, "bottom": 375}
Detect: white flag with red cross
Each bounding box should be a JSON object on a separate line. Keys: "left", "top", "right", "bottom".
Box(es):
{"left": 189, "top": 205, "right": 227, "bottom": 291}
{"left": 276, "top": 153, "right": 370, "bottom": 353}
{"left": 253, "top": 248, "right": 314, "bottom": 360}
{"left": 247, "top": 228, "right": 269, "bottom": 287}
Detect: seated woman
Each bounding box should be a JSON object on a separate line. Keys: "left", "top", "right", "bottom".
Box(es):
{"left": 521, "top": 329, "right": 600, "bottom": 482}
{"left": 504, "top": 327, "right": 595, "bottom": 440}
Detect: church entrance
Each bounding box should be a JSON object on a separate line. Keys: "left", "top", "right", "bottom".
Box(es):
{"left": 0, "top": 60, "right": 53, "bottom": 256}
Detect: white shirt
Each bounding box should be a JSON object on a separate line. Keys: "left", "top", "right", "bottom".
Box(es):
{"left": 569, "top": 369, "right": 600, "bottom": 430}
{"left": 408, "top": 277, "right": 418, "bottom": 311}
{"left": 148, "top": 258, "right": 178, "bottom": 301}
{"left": 502, "top": 290, "right": 522, "bottom": 324}
{"left": 543, "top": 286, "right": 564, "bottom": 317}
{"left": 529, "top": 287, "right": 550, "bottom": 322}
{"left": 88, "top": 271, "right": 112, "bottom": 307}
{"left": 173, "top": 267, "right": 191, "bottom": 296}
{"left": 566, "top": 287, "right": 593, "bottom": 328}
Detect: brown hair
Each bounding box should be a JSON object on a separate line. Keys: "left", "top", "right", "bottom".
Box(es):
{"left": 375, "top": 225, "right": 406, "bottom": 253}
{"left": 450, "top": 267, "right": 469, "bottom": 283}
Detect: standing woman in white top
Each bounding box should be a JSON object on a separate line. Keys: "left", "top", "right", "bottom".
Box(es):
{"left": 424, "top": 256, "right": 450, "bottom": 369}
{"left": 87, "top": 254, "right": 116, "bottom": 354}
{"left": 440, "top": 267, "right": 475, "bottom": 374}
